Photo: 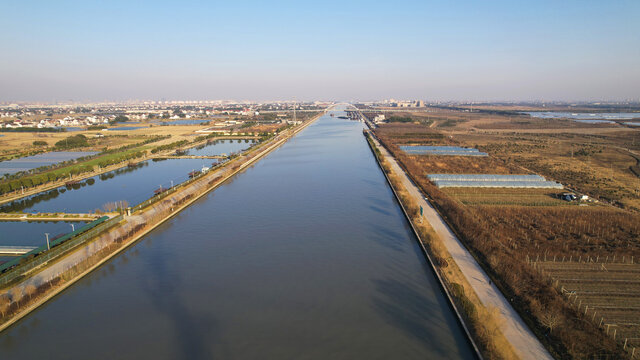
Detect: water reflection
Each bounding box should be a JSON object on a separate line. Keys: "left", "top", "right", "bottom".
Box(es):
{"left": 0, "top": 109, "right": 475, "bottom": 359}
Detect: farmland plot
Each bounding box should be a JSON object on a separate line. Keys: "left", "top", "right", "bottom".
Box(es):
{"left": 534, "top": 261, "right": 640, "bottom": 355}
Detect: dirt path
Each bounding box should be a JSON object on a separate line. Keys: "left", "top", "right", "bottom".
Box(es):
{"left": 369, "top": 134, "right": 552, "bottom": 360}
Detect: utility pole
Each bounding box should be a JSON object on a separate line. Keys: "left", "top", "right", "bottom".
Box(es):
{"left": 45, "top": 233, "right": 50, "bottom": 250}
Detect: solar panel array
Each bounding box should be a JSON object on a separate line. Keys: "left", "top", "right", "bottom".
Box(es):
{"left": 427, "top": 174, "right": 563, "bottom": 189}
{"left": 400, "top": 145, "right": 488, "bottom": 156}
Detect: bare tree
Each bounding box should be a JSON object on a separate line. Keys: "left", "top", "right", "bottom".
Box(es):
{"left": 0, "top": 295, "right": 10, "bottom": 318}
{"left": 9, "top": 287, "right": 23, "bottom": 305}
{"left": 540, "top": 309, "right": 563, "bottom": 333}
{"left": 24, "top": 284, "right": 37, "bottom": 300}
{"left": 103, "top": 202, "right": 116, "bottom": 212}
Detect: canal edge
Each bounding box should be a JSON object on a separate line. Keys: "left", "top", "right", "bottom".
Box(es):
{"left": 0, "top": 111, "right": 324, "bottom": 334}
{"left": 363, "top": 130, "right": 484, "bottom": 360}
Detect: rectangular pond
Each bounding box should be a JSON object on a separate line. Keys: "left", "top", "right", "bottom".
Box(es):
{"left": 0, "top": 151, "right": 98, "bottom": 176}
{"left": 186, "top": 139, "right": 256, "bottom": 156}
{"left": 523, "top": 111, "right": 640, "bottom": 120}
{"left": 0, "top": 158, "right": 214, "bottom": 214}
{"left": 574, "top": 119, "right": 616, "bottom": 124}
{"left": 0, "top": 220, "right": 87, "bottom": 264}
{"left": 0, "top": 220, "right": 88, "bottom": 247}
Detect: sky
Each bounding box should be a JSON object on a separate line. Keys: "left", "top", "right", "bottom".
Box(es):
{"left": 1, "top": 0, "right": 639, "bottom": 102}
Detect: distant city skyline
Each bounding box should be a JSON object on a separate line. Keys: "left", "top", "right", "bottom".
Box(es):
{"left": 1, "top": 0, "right": 639, "bottom": 102}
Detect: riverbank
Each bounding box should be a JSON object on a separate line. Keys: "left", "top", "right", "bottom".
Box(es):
{"left": 363, "top": 126, "right": 550, "bottom": 359}
{"left": 0, "top": 111, "right": 324, "bottom": 332}
{"left": 363, "top": 130, "right": 485, "bottom": 360}
{"left": 0, "top": 135, "right": 260, "bottom": 207}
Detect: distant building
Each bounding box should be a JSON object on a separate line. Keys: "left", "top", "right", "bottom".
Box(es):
{"left": 373, "top": 114, "right": 386, "bottom": 124}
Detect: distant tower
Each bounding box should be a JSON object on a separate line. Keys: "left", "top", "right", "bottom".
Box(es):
{"left": 293, "top": 100, "right": 297, "bottom": 123}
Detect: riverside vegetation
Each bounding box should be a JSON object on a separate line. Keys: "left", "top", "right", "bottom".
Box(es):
{"left": 366, "top": 132, "right": 518, "bottom": 360}
{"left": 374, "top": 113, "right": 637, "bottom": 358}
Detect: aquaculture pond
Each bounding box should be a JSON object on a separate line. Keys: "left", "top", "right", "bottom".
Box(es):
{"left": 0, "top": 151, "right": 98, "bottom": 176}
{"left": 185, "top": 139, "right": 256, "bottom": 157}
{"left": 0, "top": 159, "right": 213, "bottom": 214}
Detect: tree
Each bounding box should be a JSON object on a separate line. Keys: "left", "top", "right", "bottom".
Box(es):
{"left": 10, "top": 287, "right": 23, "bottom": 304}
{"left": 540, "top": 309, "right": 563, "bottom": 333}
{"left": 55, "top": 134, "right": 88, "bottom": 149}
{"left": 33, "top": 140, "right": 48, "bottom": 146}
{"left": 0, "top": 295, "right": 10, "bottom": 318}
{"left": 110, "top": 115, "right": 129, "bottom": 124}
{"left": 24, "top": 284, "right": 36, "bottom": 300}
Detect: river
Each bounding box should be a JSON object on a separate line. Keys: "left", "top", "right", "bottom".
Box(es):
{"left": 0, "top": 107, "right": 475, "bottom": 359}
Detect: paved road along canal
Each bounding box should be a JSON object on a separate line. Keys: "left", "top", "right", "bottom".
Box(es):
{"left": 0, "top": 108, "right": 475, "bottom": 359}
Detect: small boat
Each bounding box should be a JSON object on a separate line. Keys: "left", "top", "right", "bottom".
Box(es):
{"left": 154, "top": 187, "right": 166, "bottom": 195}
{"left": 188, "top": 170, "right": 200, "bottom": 178}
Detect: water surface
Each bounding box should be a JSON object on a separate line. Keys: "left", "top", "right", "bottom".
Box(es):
{"left": 0, "top": 109, "right": 474, "bottom": 359}
{"left": 0, "top": 220, "right": 87, "bottom": 247}
{"left": 523, "top": 111, "right": 639, "bottom": 120}
{"left": 0, "top": 158, "right": 212, "bottom": 213}
{"left": 0, "top": 151, "right": 98, "bottom": 175}
{"left": 186, "top": 139, "right": 255, "bottom": 156}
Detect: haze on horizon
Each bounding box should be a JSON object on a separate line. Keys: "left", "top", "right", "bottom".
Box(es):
{"left": 1, "top": 0, "right": 639, "bottom": 103}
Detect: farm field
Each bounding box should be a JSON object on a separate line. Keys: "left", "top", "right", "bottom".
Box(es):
{"left": 534, "top": 261, "right": 640, "bottom": 350}
{"left": 452, "top": 130, "right": 640, "bottom": 211}
{"left": 373, "top": 106, "right": 640, "bottom": 359}
{"left": 443, "top": 187, "right": 570, "bottom": 206}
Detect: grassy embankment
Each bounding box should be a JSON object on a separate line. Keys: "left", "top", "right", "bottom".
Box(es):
{"left": 366, "top": 133, "right": 518, "bottom": 360}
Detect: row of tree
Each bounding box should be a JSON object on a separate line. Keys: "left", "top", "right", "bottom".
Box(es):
{"left": 0, "top": 150, "right": 146, "bottom": 195}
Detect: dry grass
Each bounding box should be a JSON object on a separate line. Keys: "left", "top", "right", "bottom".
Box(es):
{"left": 408, "top": 155, "right": 519, "bottom": 175}
{"left": 371, "top": 136, "right": 518, "bottom": 359}
{"left": 443, "top": 188, "right": 570, "bottom": 206}
{"left": 375, "top": 120, "right": 633, "bottom": 358}
{"left": 413, "top": 220, "right": 519, "bottom": 359}
{"left": 534, "top": 261, "right": 640, "bottom": 354}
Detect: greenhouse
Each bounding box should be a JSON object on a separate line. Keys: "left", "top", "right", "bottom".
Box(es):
{"left": 427, "top": 174, "right": 563, "bottom": 189}
{"left": 400, "top": 145, "right": 488, "bottom": 156}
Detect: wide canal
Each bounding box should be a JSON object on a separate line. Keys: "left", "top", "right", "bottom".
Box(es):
{"left": 0, "top": 108, "right": 475, "bottom": 359}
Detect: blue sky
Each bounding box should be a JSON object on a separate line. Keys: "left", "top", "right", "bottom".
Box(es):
{"left": 1, "top": 0, "right": 639, "bottom": 102}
